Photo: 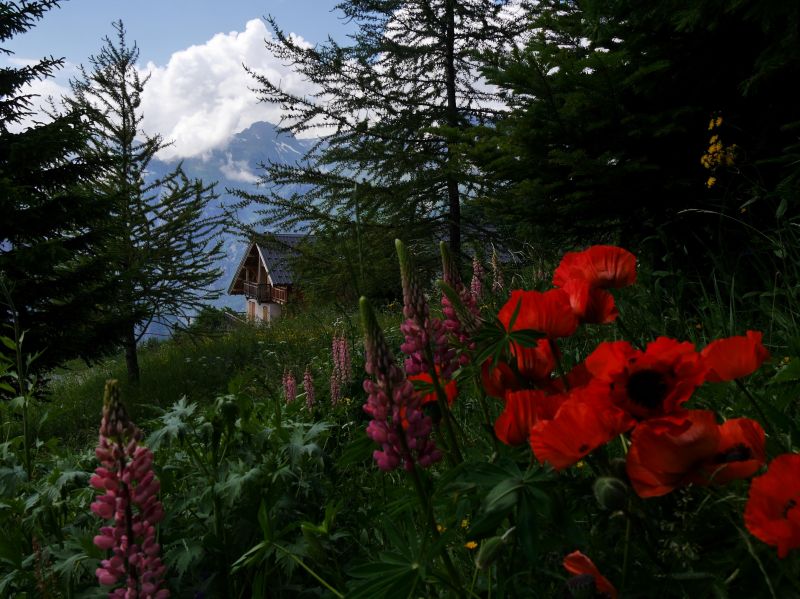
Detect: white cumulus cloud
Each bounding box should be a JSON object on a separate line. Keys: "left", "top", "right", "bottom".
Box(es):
{"left": 139, "top": 18, "right": 318, "bottom": 161}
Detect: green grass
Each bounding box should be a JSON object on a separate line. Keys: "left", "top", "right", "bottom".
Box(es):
{"left": 37, "top": 305, "right": 379, "bottom": 447}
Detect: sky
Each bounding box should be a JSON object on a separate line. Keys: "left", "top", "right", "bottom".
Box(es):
{"left": 3, "top": 0, "right": 353, "bottom": 159}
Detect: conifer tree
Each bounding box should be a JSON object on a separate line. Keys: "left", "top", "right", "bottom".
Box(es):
{"left": 473, "top": 0, "right": 800, "bottom": 261}
{"left": 1, "top": 0, "right": 124, "bottom": 370}
{"left": 236, "top": 0, "right": 524, "bottom": 297}
{"left": 66, "top": 21, "right": 225, "bottom": 382}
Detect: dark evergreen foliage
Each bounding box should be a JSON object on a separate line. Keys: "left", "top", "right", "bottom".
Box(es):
{"left": 0, "top": 0, "right": 126, "bottom": 370}
{"left": 234, "top": 0, "right": 526, "bottom": 300}
{"left": 65, "top": 21, "right": 226, "bottom": 382}
{"left": 473, "top": 0, "right": 800, "bottom": 262}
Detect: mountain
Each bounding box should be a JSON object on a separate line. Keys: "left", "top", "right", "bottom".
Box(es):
{"left": 148, "top": 121, "right": 315, "bottom": 314}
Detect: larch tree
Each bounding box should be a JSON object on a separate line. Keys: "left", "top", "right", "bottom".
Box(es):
{"left": 65, "top": 21, "right": 225, "bottom": 382}
{"left": 1, "top": 0, "right": 125, "bottom": 371}
{"left": 234, "top": 0, "right": 526, "bottom": 299}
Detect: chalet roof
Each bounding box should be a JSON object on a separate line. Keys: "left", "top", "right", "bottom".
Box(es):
{"left": 255, "top": 233, "right": 307, "bottom": 286}
{"left": 227, "top": 233, "right": 311, "bottom": 295}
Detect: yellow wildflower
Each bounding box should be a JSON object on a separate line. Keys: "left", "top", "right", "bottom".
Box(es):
{"left": 464, "top": 541, "right": 478, "bottom": 550}
{"left": 716, "top": 116, "right": 723, "bottom": 127}
{"left": 706, "top": 177, "right": 716, "bottom": 188}
{"left": 436, "top": 524, "right": 446, "bottom": 533}
{"left": 461, "top": 519, "right": 470, "bottom": 529}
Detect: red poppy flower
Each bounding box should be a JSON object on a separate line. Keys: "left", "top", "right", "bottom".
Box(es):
{"left": 701, "top": 330, "right": 769, "bottom": 382}
{"left": 494, "top": 389, "right": 564, "bottom": 446}
{"left": 553, "top": 246, "right": 636, "bottom": 325}
{"left": 529, "top": 394, "right": 632, "bottom": 469}
{"left": 481, "top": 359, "right": 519, "bottom": 399}
{"left": 559, "top": 278, "right": 619, "bottom": 324}
{"left": 553, "top": 245, "right": 637, "bottom": 290}
{"left": 546, "top": 361, "right": 594, "bottom": 395}
{"left": 511, "top": 338, "right": 556, "bottom": 382}
{"left": 688, "top": 417, "right": 766, "bottom": 485}
{"left": 627, "top": 412, "right": 766, "bottom": 497}
{"left": 626, "top": 410, "right": 720, "bottom": 497}
{"left": 497, "top": 289, "right": 578, "bottom": 338}
{"left": 744, "top": 453, "right": 800, "bottom": 558}
{"left": 563, "top": 551, "right": 618, "bottom": 599}
{"left": 409, "top": 368, "right": 457, "bottom": 406}
{"left": 584, "top": 337, "right": 705, "bottom": 421}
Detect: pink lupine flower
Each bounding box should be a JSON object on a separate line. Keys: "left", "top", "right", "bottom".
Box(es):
{"left": 396, "top": 239, "right": 457, "bottom": 379}
{"left": 491, "top": 247, "right": 504, "bottom": 294}
{"left": 332, "top": 334, "right": 352, "bottom": 385}
{"left": 361, "top": 297, "right": 442, "bottom": 471}
{"left": 470, "top": 255, "right": 485, "bottom": 301}
{"left": 330, "top": 369, "right": 342, "bottom": 406}
{"left": 91, "top": 380, "right": 169, "bottom": 599}
{"left": 283, "top": 368, "right": 297, "bottom": 403}
{"left": 303, "top": 366, "right": 315, "bottom": 410}
{"left": 440, "top": 242, "right": 479, "bottom": 366}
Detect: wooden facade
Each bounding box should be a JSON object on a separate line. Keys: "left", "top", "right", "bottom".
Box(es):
{"left": 228, "top": 234, "right": 307, "bottom": 323}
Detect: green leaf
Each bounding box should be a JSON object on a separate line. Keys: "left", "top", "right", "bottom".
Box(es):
{"left": 770, "top": 358, "right": 800, "bottom": 384}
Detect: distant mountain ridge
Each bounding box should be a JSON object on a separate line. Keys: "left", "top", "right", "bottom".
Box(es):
{"left": 148, "top": 121, "right": 315, "bottom": 316}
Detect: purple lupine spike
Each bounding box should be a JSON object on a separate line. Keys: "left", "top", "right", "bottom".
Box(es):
{"left": 470, "top": 255, "right": 485, "bottom": 301}
{"left": 303, "top": 367, "right": 315, "bottom": 410}
{"left": 396, "top": 239, "right": 457, "bottom": 378}
{"left": 91, "top": 380, "right": 169, "bottom": 599}
{"left": 360, "top": 297, "right": 442, "bottom": 471}
{"left": 283, "top": 368, "right": 297, "bottom": 403}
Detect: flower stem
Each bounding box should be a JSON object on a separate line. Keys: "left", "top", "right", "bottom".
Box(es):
{"left": 734, "top": 379, "right": 789, "bottom": 452}
{"left": 424, "top": 346, "right": 463, "bottom": 464}
{"left": 273, "top": 543, "right": 345, "bottom": 598}
{"left": 399, "top": 431, "right": 464, "bottom": 595}
{"left": 548, "top": 339, "right": 570, "bottom": 391}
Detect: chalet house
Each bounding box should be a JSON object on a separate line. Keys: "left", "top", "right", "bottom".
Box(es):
{"left": 227, "top": 234, "right": 309, "bottom": 322}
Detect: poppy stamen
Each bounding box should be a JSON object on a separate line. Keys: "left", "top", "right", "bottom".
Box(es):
{"left": 626, "top": 370, "right": 668, "bottom": 411}
{"left": 714, "top": 443, "right": 752, "bottom": 463}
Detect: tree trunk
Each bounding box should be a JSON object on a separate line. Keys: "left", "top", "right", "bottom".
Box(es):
{"left": 124, "top": 324, "right": 140, "bottom": 383}
{"left": 444, "top": 0, "right": 461, "bottom": 261}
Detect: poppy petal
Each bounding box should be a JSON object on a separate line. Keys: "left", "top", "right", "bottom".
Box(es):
{"left": 702, "top": 330, "right": 769, "bottom": 382}
{"left": 744, "top": 453, "right": 800, "bottom": 559}
{"left": 563, "top": 551, "right": 618, "bottom": 599}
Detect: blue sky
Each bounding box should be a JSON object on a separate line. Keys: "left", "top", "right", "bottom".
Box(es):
{"left": 3, "top": 0, "right": 354, "bottom": 159}
{"left": 7, "top": 0, "right": 351, "bottom": 67}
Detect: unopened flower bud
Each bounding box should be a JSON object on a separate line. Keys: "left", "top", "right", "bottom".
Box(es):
{"left": 593, "top": 476, "right": 628, "bottom": 511}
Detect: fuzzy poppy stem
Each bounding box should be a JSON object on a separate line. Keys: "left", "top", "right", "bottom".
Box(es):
{"left": 614, "top": 315, "right": 643, "bottom": 350}
{"left": 621, "top": 499, "right": 632, "bottom": 590}
{"left": 733, "top": 379, "right": 788, "bottom": 452}
{"left": 423, "top": 345, "right": 464, "bottom": 464}
{"left": 548, "top": 339, "right": 570, "bottom": 391}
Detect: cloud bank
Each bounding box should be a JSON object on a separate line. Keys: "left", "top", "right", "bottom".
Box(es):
{"left": 140, "top": 19, "right": 318, "bottom": 161}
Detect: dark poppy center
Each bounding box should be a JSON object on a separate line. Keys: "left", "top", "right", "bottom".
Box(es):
{"left": 626, "top": 369, "right": 668, "bottom": 411}
{"left": 784, "top": 498, "right": 798, "bottom": 519}
{"left": 714, "top": 443, "right": 751, "bottom": 463}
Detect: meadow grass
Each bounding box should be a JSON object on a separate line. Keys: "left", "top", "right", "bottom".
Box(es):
{"left": 37, "top": 305, "right": 390, "bottom": 447}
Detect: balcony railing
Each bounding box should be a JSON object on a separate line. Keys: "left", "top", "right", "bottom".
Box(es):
{"left": 242, "top": 281, "right": 289, "bottom": 304}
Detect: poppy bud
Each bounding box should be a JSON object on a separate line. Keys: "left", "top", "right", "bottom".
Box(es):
{"left": 593, "top": 476, "right": 628, "bottom": 511}
{"left": 474, "top": 527, "right": 514, "bottom": 570}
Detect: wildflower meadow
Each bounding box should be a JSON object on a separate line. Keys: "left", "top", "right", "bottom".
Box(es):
{"left": 3, "top": 239, "right": 798, "bottom": 598}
